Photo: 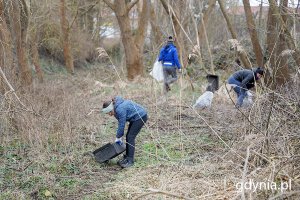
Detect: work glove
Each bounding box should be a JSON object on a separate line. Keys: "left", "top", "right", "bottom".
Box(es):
{"left": 178, "top": 69, "right": 182, "bottom": 73}
{"left": 115, "top": 137, "right": 123, "bottom": 145}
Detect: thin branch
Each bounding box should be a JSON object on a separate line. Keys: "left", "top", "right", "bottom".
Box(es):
{"left": 102, "top": 0, "right": 115, "bottom": 11}
{"left": 190, "top": 12, "right": 208, "bottom": 74}
{"left": 200, "top": 15, "right": 215, "bottom": 74}
{"left": 159, "top": 0, "right": 169, "bottom": 15}
{"left": 68, "top": 1, "right": 80, "bottom": 30}
{"left": 127, "top": 0, "right": 140, "bottom": 12}
{"left": 79, "top": 2, "right": 100, "bottom": 16}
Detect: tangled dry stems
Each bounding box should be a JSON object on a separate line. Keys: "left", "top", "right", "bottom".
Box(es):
{"left": 0, "top": 68, "right": 299, "bottom": 199}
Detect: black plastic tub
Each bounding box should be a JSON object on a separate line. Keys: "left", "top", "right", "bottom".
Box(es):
{"left": 206, "top": 74, "right": 219, "bottom": 92}
{"left": 93, "top": 143, "right": 126, "bottom": 163}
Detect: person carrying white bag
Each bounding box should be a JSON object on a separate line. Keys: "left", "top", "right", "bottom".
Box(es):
{"left": 157, "top": 36, "right": 181, "bottom": 92}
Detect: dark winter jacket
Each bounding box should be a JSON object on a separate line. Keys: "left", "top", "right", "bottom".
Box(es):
{"left": 158, "top": 43, "right": 181, "bottom": 69}
{"left": 230, "top": 68, "right": 261, "bottom": 89}
{"left": 114, "top": 96, "right": 147, "bottom": 138}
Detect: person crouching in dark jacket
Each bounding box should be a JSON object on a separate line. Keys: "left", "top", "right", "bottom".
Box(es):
{"left": 227, "top": 67, "right": 264, "bottom": 107}
{"left": 102, "top": 96, "right": 148, "bottom": 168}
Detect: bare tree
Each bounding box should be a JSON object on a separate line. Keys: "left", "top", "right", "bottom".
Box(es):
{"left": 4, "top": 0, "right": 33, "bottom": 86}
{"left": 265, "top": 0, "right": 300, "bottom": 86}
{"left": 0, "top": 0, "right": 10, "bottom": 92}
{"left": 149, "top": 1, "right": 163, "bottom": 48}
{"left": 265, "top": 1, "right": 277, "bottom": 86}
{"left": 60, "top": 0, "right": 75, "bottom": 74}
{"left": 135, "top": 0, "right": 150, "bottom": 52}
{"left": 268, "top": 0, "right": 300, "bottom": 66}
{"left": 275, "top": 0, "right": 290, "bottom": 85}
{"left": 103, "top": 0, "right": 149, "bottom": 80}
{"left": 243, "top": 0, "right": 264, "bottom": 67}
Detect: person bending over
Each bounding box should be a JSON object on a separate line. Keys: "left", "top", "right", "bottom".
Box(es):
{"left": 102, "top": 96, "right": 148, "bottom": 168}
{"left": 227, "top": 67, "right": 264, "bottom": 107}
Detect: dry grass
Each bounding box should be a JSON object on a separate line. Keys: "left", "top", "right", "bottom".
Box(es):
{"left": 0, "top": 66, "right": 299, "bottom": 199}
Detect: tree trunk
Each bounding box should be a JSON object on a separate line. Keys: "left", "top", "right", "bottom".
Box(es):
{"left": 60, "top": 0, "right": 74, "bottom": 74}
{"left": 135, "top": 0, "right": 150, "bottom": 52}
{"left": 265, "top": 2, "right": 277, "bottom": 87}
{"left": 115, "top": 0, "right": 144, "bottom": 80}
{"left": 0, "top": 0, "right": 9, "bottom": 93}
{"left": 268, "top": 0, "right": 300, "bottom": 66}
{"left": 218, "top": 0, "right": 251, "bottom": 68}
{"left": 149, "top": 1, "right": 163, "bottom": 47}
{"left": 7, "top": 0, "right": 33, "bottom": 86}
{"left": 0, "top": 1, "right": 16, "bottom": 91}
{"left": 275, "top": 0, "right": 290, "bottom": 85}
{"left": 243, "top": 0, "right": 264, "bottom": 67}
{"left": 178, "top": 1, "right": 190, "bottom": 68}
{"left": 20, "top": 0, "right": 32, "bottom": 85}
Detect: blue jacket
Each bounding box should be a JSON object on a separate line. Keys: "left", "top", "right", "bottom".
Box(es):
{"left": 114, "top": 96, "right": 147, "bottom": 138}
{"left": 158, "top": 43, "right": 181, "bottom": 69}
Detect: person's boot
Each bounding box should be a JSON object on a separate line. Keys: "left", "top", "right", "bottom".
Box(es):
{"left": 120, "top": 158, "right": 134, "bottom": 168}
{"left": 117, "top": 155, "right": 128, "bottom": 166}
{"left": 165, "top": 83, "right": 171, "bottom": 92}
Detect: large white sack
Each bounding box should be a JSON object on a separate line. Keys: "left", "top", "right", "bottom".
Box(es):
{"left": 150, "top": 61, "right": 164, "bottom": 82}
{"left": 243, "top": 91, "right": 253, "bottom": 107}
{"left": 193, "top": 91, "right": 214, "bottom": 108}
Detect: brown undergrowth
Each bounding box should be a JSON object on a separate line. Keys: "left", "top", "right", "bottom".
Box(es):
{"left": 0, "top": 66, "right": 299, "bottom": 199}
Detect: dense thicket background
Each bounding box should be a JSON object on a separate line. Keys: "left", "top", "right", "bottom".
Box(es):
{"left": 0, "top": 0, "right": 299, "bottom": 199}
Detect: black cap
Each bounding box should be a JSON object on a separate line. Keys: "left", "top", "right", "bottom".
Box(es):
{"left": 168, "top": 36, "right": 174, "bottom": 42}
{"left": 255, "top": 67, "right": 264, "bottom": 75}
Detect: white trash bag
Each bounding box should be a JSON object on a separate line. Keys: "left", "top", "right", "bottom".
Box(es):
{"left": 150, "top": 61, "right": 164, "bottom": 82}
{"left": 193, "top": 91, "right": 214, "bottom": 109}
{"left": 243, "top": 91, "right": 253, "bottom": 107}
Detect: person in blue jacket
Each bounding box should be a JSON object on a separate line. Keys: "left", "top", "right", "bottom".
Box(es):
{"left": 158, "top": 36, "right": 181, "bottom": 92}
{"left": 227, "top": 67, "right": 264, "bottom": 107}
{"left": 102, "top": 96, "right": 148, "bottom": 168}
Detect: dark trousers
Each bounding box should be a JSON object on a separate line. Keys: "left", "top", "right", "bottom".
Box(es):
{"left": 228, "top": 76, "right": 247, "bottom": 107}
{"left": 126, "top": 115, "right": 148, "bottom": 162}
{"left": 163, "top": 66, "right": 177, "bottom": 85}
